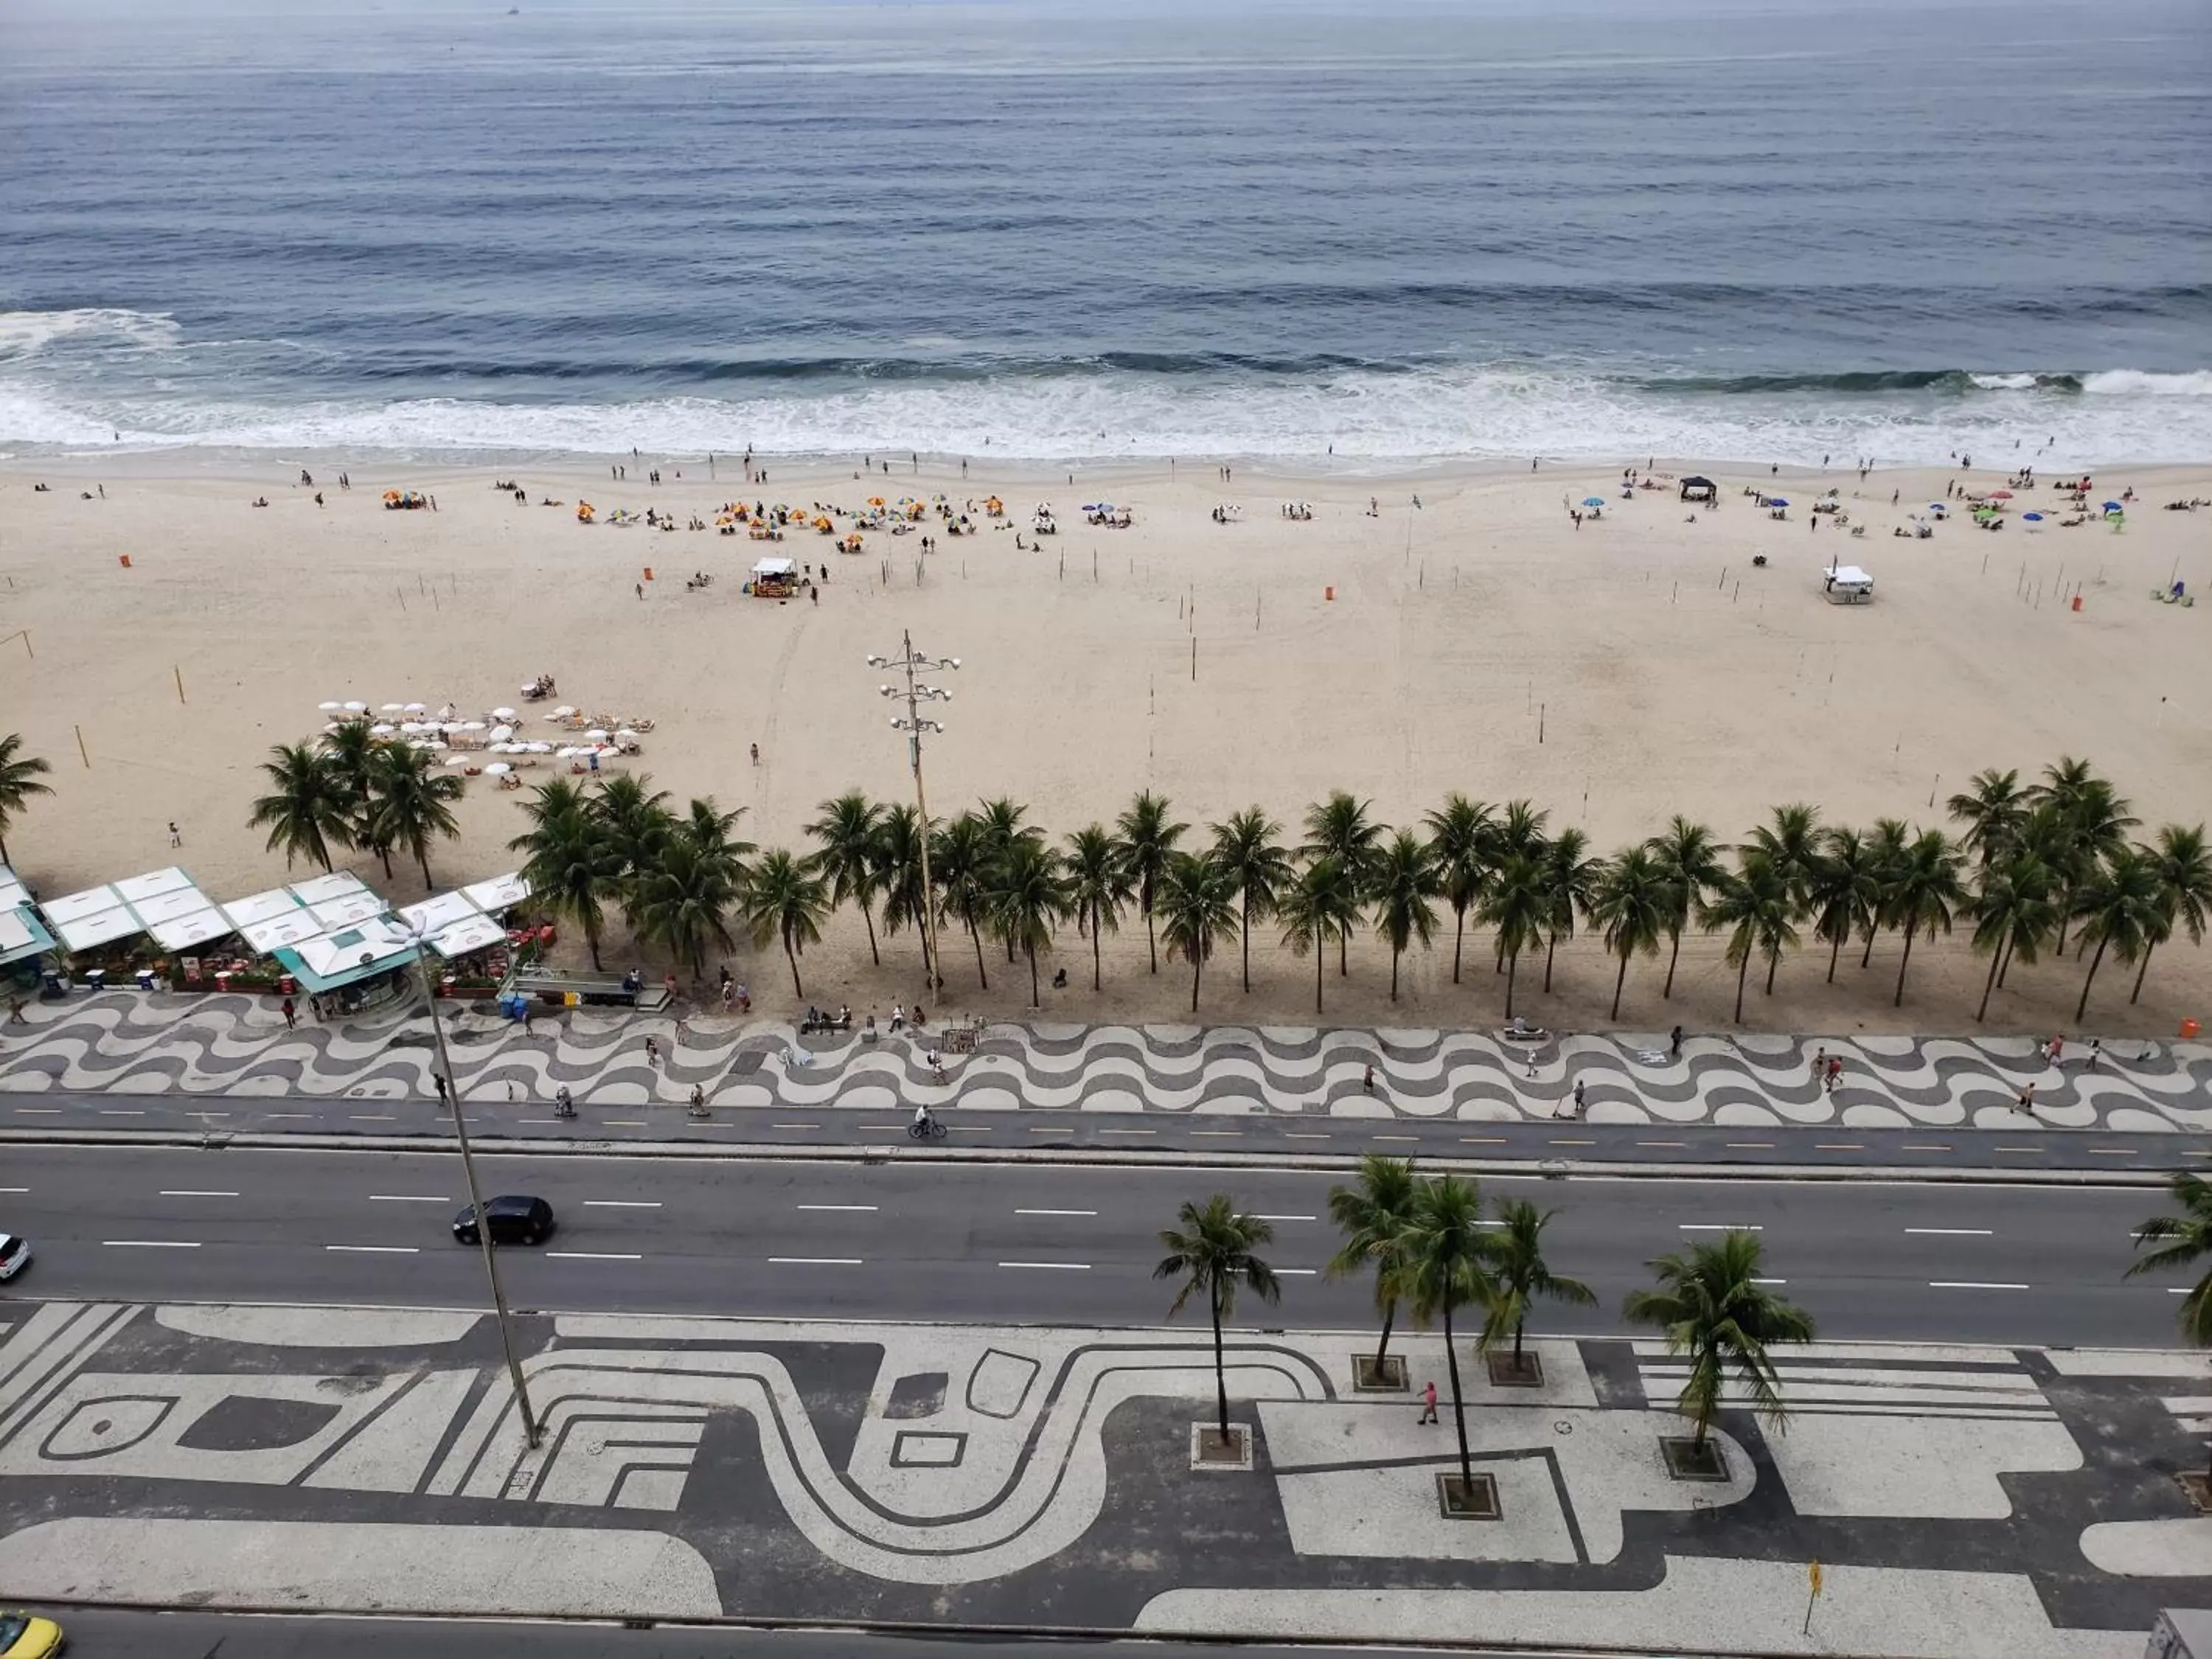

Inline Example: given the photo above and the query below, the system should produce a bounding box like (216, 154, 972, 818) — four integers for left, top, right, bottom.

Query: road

(9, 1086, 2211, 1173)
(0, 1143, 2190, 1346)
(42, 1611, 1555, 1659)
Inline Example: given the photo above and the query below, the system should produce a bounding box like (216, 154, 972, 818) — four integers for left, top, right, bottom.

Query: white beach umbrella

(552, 705, 576, 717)
(445, 754, 471, 767)
(460, 720, 487, 731)
(615, 727, 638, 740)
(556, 746, 579, 758)
(490, 724, 515, 742)
(380, 703, 403, 713)
(492, 706, 518, 721)
(369, 723, 396, 736)
(318, 701, 341, 712)
(398, 721, 422, 734)
(585, 728, 608, 742)
(344, 700, 368, 713)
(484, 762, 513, 776)
(403, 702, 426, 713)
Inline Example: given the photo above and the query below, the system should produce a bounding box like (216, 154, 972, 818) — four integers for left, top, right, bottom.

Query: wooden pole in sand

(1191, 636, 1197, 682)
(174, 666, 185, 705)
(1539, 704, 1545, 745)
(74, 725, 89, 768)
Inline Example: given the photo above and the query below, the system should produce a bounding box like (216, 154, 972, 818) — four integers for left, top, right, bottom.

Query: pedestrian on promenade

(1572, 1078, 1587, 1118)
(433, 1074, 449, 1105)
(6, 996, 24, 1024)
(280, 996, 296, 1030)
(2048, 1034, 2065, 1065)
(644, 1034, 661, 1066)
(1812, 1045, 1826, 1079)
(2085, 1040, 2102, 1070)
(2016, 1081, 2037, 1115)
(891, 1004, 905, 1032)
(1669, 1024, 1683, 1059)
(1419, 1380, 1439, 1425)
(1826, 1056, 1843, 1093)
(1363, 1063, 1376, 1093)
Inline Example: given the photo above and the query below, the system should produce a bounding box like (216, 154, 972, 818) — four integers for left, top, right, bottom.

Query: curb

(0, 1125, 2174, 1185)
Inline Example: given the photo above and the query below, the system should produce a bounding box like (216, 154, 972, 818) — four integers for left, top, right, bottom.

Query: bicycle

(907, 1114, 948, 1141)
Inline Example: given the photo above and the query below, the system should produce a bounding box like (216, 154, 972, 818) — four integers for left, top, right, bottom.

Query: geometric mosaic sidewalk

(0, 1298, 2204, 1654)
(2, 990, 2208, 1134)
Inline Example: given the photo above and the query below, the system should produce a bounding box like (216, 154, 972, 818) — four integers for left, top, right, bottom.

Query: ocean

(1, 0, 2208, 467)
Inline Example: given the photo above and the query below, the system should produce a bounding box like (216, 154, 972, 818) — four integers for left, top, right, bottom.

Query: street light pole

(400, 935, 541, 1447)
(867, 629, 958, 995)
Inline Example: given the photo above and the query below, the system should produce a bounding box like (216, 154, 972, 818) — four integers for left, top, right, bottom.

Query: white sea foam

(2080, 369, 2212, 397)
(0, 307, 183, 361)
(1968, 372, 2039, 390)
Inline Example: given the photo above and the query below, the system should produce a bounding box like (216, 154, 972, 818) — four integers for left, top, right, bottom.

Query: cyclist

(911, 1100, 936, 1137)
(554, 1085, 575, 1119)
(687, 1083, 707, 1117)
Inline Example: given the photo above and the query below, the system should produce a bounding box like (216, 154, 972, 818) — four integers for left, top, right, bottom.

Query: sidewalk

(2, 992, 2207, 1133)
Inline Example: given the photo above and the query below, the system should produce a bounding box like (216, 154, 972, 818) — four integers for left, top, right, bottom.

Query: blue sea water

(1, 0, 2208, 466)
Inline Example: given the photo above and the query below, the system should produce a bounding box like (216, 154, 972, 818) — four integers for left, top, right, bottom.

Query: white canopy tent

(220, 872, 387, 958)
(1823, 563, 1875, 604)
(0, 864, 55, 967)
(40, 867, 227, 954)
(397, 872, 532, 961)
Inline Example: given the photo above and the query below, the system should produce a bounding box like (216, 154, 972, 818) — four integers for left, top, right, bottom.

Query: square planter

(1352, 1353, 1409, 1393)
(1189, 1423, 1253, 1471)
(1661, 1436, 1731, 1482)
(2180, 1471, 2211, 1514)
(1435, 1471, 1501, 1520)
(1485, 1351, 1544, 1388)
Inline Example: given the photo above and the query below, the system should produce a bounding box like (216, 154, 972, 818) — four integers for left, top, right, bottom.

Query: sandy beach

(1, 450, 2208, 1039)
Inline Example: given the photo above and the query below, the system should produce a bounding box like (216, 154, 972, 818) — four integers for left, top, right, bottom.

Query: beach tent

(749, 556, 800, 597)
(0, 864, 56, 969)
(274, 917, 419, 993)
(220, 871, 385, 956)
(39, 866, 229, 954)
(396, 871, 532, 961)
(1680, 476, 1717, 502)
(1822, 564, 1874, 604)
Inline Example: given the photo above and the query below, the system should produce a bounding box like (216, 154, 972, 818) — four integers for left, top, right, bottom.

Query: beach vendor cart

(1822, 563, 1874, 605)
(748, 556, 800, 598)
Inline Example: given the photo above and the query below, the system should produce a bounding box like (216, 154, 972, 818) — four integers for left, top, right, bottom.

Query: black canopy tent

(1680, 475, 1717, 502)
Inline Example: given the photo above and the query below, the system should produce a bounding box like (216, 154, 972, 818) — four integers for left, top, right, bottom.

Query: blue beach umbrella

(2023, 512, 2045, 521)
(1582, 496, 1605, 507)
(2103, 501, 2123, 511)
(1767, 497, 1790, 507)
(1929, 504, 1946, 511)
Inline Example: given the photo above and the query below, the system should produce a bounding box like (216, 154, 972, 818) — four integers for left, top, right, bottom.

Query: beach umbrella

(490, 725, 515, 742)
(615, 727, 638, 740)
(380, 703, 403, 713)
(2023, 512, 2045, 521)
(344, 700, 367, 713)
(553, 704, 576, 717)
(444, 754, 470, 767)
(524, 741, 552, 754)
(556, 746, 580, 759)
(460, 720, 486, 731)
(1582, 496, 1605, 507)
(369, 723, 396, 737)
(1929, 504, 1947, 512)
(585, 728, 608, 742)
(1988, 489, 2013, 499)
(484, 762, 512, 776)
(492, 706, 518, 721)
(404, 702, 426, 713)
(318, 701, 341, 712)
(1768, 498, 1791, 507)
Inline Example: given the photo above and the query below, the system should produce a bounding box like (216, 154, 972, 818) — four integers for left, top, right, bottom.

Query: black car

(452, 1195, 556, 1247)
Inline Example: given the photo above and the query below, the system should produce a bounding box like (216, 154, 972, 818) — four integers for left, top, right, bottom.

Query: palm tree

(1882, 828, 1966, 1007)
(1480, 1199, 1596, 1372)
(1947, 767, 2029, 867)
(2031, 759, 2136, 953)
(1115, 790, 1187, 975)
(1646, 816, 1726, 1000)
(976, 796, 1043, 961)
(1489, 800, 1551, 975)
(1063, 824, 1130, 993)
(508, 795, 622, 970)
(743, 847, 832, 998)
(676, 796, 754, 874)
(1302, 792, 1386, 976)
(2134, 824, 2212, 1003)
(1857, 818, 1911, 968)
(1805, 827, 1882, 984)
(248, 742, 350, 873)
(628, 832, 742, 979)
(0, 733, 54, 866)
(318, 719, 388, 870)
(2071, 848, 2163, 1021)
(1424, 794, 1497, 985)
(805, 791, 886, 965)
(1210, 808, 1293, 994)
(1276, 856, 1360, 1017)
(989, 835, 1068, 1008)
(1589, 846, 1669, 1020)
(1706, 850, 1798, 1023)
(874, 802, 936, 982)
(1395, 1173, 1495, 1496)
(1747, 802, 1824, 905)
(1155, 852, 1241, 1015)
(1536, 827, 1600, 995)
(1481, 853, 1549, 1020)
(1966, 853, 2059, 1023)
(1155, 1196, 1280, 1448)
(2125, 1173, 2212, 1352)
(1624, 1230, 1815, 1455)
(1325, 1153, 1420, 1378)
(1370, 830, 1441, 1001)
(932, 811, 999, 990)
(592, 772, 675, 881)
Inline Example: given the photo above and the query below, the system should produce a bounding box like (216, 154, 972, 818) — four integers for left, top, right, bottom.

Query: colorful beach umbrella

(1582, 496, 1605, 507)
(1768, 498, 1790, 507)
(2023, 512, 2045, 521)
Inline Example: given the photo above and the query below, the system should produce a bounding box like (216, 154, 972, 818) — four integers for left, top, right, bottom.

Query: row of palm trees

(248, 729, 467, 888)
(1163, 1160, 2212, 1487)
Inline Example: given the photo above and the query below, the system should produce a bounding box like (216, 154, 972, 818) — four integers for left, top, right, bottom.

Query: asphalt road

(0, 1143, 2190, 1347)
(9, 1086, 2210, 1173)
(40, 1611, 1557, 1659)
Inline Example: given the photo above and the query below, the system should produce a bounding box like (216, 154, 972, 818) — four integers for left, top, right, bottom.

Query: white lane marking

(265, 1113, 312, 1120)
(1015, 1208, 1097, 1217)
(1256, 1214, 1316, 1222)
(602, 1119, 647, 1127)
(1679, 1224, 1762, 1231)
(548, 1251, 644, 1261)
(1751, 1277, 1789, 1285)
(1724, 1141, 1774, 1150)
(583, 1200, 663, 1208)
(2171, 1287, 2191, 1295)
(369, 1194, 450, 1204)
(103, 1239, 200, 1248)
(1276, 1267, 1319, 1276)
(796, 1204, 878, 1212)
(0, 1187, 27, 1193)
(1286, 1133, 1332, 1140)
(998, 1260, 1090, 1271)
(1373, 1135, 1419, 1142)
(13, 1108, 60, 1114)
(1098, 1127, 1155, 1135)
(159, 1190, 240, 1198)
(100, 1109, 147, 1116)
(518, 1118, 560, 1124)
(769, 1256, 863, 1266)
(1191, 1130, 1243, 1137)
(1930, 1280, 2031, 1291)
(349, 1114, 397, 1122)
(772, 1122, 820, 1130)
(326, 1245, 420, 1255)
(1907, 1228, 1994, 1236)
(1026, 1126, 1075, 1134)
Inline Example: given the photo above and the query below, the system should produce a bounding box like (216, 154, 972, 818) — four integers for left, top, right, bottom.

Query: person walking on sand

(751, 742, 761, 767)
(1418, 1380, 1439, 1425)
(168, 821, 181, 847)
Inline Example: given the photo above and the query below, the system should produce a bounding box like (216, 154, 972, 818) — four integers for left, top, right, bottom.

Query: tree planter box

(1486, 1352, 1544, 1388)
(1351, 1354, 1408, 1392)
(1436, 1472, 1501, 1519)
(2181, 1471, 2211, 1514)
(1189, 1423, 1253, 1471)
(1661, 1436, 1731, 1481)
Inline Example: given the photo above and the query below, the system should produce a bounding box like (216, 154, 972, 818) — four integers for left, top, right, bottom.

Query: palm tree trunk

(1662, 925, 1682, 998)
(1452, 904, 1466, 984)
(1241, 893, 1253, 993)
(1442, 1301, 1472, 1489)
(1313, 936, 1324, 1016)
(1997, 933, 2016, 989)
(1027, 942, 1040, 1010)
(1390, 945, 1401, 1001)
(2131, 942, 2155, 1004)
(1374, 1297, 1396, 1366)
(862, 902, 880, 966)
(1977, 942, 2002, 1022)
(1091, 905, 1103, 992)
(0, 833, 8, 865)
(1543, 934, 1557, 993)
(1504, 950, 1518, 1020)
(1764, 947, 1779, 995)
(1146, 902, 1158, 974)
(1826, 929, 1842, 983)
(417, 850, 434, 891)
(1893, 923, 1916, 1007)
(1860, 922, 1877, 970)
(1339, 927, 1348, 978)
(1190, 947, 1202, 1014)
(1732, 950, 1750, 1023)
(1514, 1314, 1527, 1366)
(2053, 896, 2071, 958)
(380, 846, 395, 880)
(1210, 1281, 1230, 1445)
(2075, 935, 2107, 1022)
(585, 919, 604, 973)
(1610, 950, 1629, 1020)
(968, 915, 990, 991)
(785, 933, 803, 998)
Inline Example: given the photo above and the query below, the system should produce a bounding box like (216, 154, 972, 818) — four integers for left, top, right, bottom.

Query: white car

(0, 1236, 29, 1281)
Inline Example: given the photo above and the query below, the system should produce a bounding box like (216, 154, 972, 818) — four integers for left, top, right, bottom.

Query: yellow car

(0, 1612, 62, 1658)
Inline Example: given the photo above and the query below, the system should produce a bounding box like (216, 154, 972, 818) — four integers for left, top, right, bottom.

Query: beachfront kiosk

(748, 556, 799, 599)
(1823, 563, 1874, 605)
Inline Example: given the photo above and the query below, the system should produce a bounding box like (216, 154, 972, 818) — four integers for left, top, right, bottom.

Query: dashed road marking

(1016, 1208, 1097, 1217)
(998, 1260, 1090, 1271)
(159, 1190, 239, 1198)
(549, 1251, 644, 1261)
(584, 1200, 663, 1208)
(1930, 1280, 2030, 1291)
(1907, 1228, 1993, 1237)
(326, 1245, 419, 1255)
(769, 1256, 863, 1266)
(103, 1239, 200, 1248)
